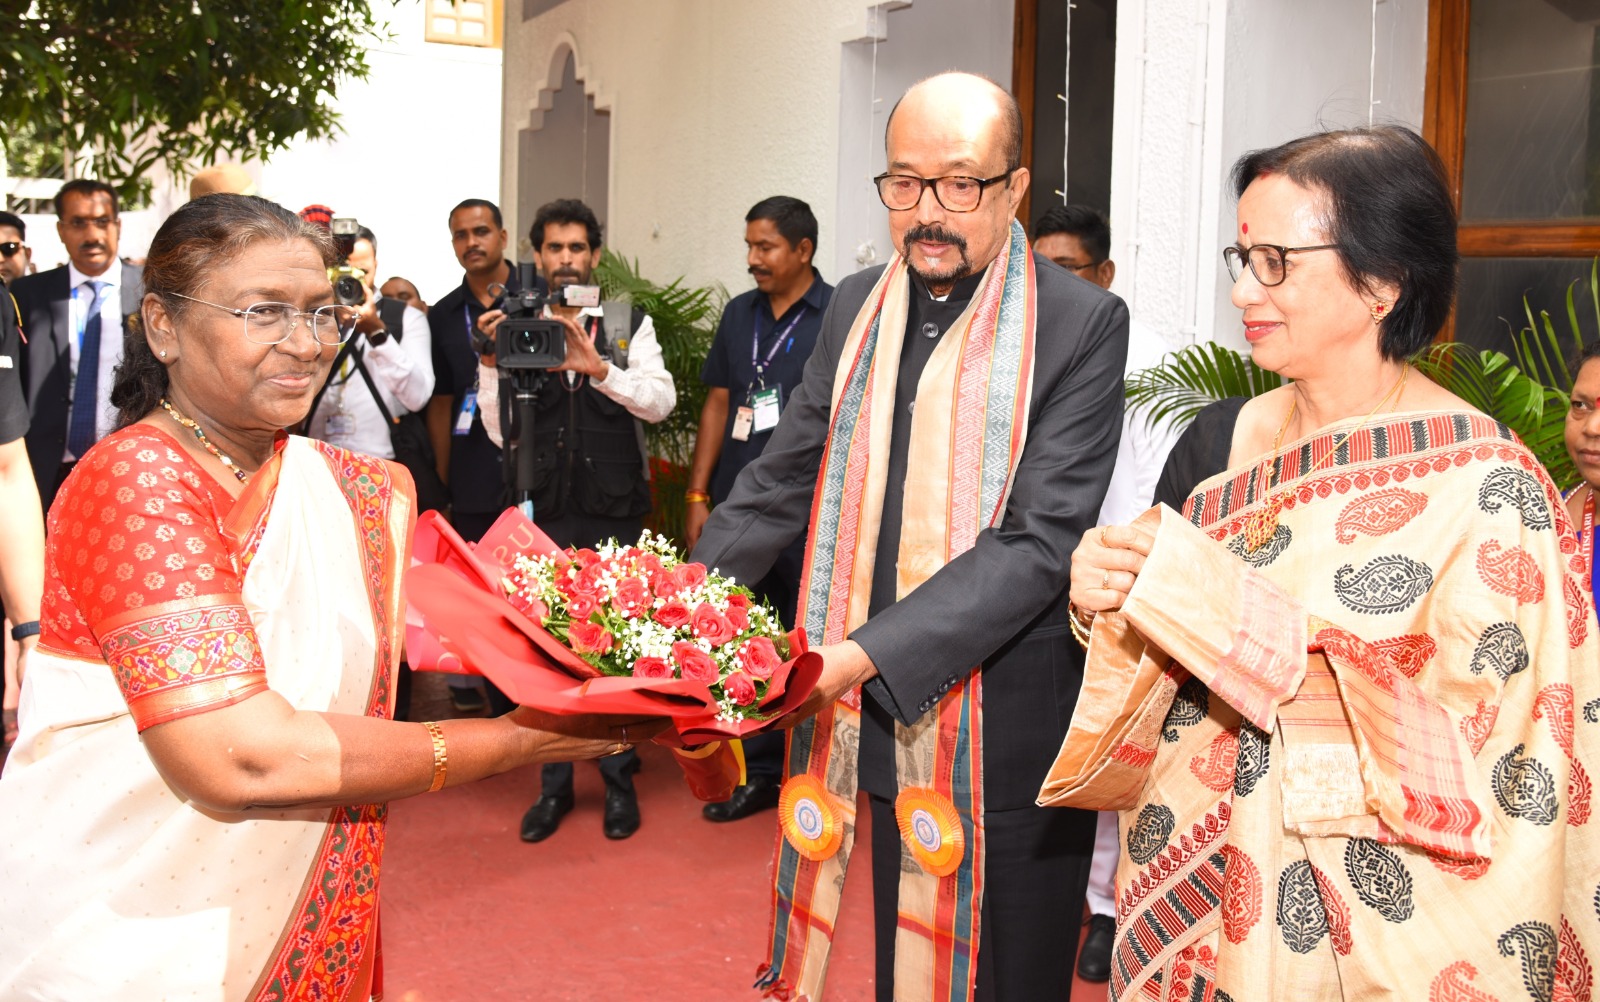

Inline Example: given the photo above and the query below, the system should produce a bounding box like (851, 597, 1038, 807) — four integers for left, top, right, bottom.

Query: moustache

(748, 266, 772, 278)
(79, 242, 107, 252)
(551, 270, 584, 281)
(903, 224, 968, 252)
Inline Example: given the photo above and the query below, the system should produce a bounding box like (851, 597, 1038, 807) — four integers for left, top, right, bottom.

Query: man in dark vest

(477, 198, 675, 842)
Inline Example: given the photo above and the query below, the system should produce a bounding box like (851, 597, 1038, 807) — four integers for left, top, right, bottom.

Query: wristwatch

(10, 620, 40, 641)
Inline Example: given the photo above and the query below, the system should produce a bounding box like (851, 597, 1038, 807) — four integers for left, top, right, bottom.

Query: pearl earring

(160, 350, 168, 358)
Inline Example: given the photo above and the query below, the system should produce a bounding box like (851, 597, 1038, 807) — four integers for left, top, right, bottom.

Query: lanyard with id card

(455, 300, 481, 435)
(732, 305, 805, 442)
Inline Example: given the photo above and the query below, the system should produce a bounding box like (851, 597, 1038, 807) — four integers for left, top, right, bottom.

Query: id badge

(454, 389, 478, 436)
(750, 386, 782, 434)
(323, 412, 355, 440)
(731, 406, 755, 442)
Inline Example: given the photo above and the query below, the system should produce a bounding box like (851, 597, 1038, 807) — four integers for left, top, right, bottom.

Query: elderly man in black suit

(694, 72, 1127, 1002)
(11, 179, 145, 511)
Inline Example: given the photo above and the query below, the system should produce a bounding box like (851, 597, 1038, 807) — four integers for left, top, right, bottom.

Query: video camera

(478, 262, 601, 370)
(328, 217, 366, 307)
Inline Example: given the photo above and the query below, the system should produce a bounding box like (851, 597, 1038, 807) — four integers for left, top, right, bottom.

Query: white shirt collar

(68, 260, 119, 292)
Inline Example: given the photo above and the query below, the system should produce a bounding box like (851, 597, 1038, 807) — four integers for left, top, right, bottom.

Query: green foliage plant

(1, 1, 382, 203)
(593, 249, 725, 543)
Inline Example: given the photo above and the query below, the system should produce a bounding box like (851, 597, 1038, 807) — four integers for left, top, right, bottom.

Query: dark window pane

(1461, 0, 1600, 223)
(1455, 256, 1599, 360)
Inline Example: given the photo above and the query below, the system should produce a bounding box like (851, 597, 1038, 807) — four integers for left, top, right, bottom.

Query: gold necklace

(160, 398, 250, 483)
(1241, 366, 1409, 552)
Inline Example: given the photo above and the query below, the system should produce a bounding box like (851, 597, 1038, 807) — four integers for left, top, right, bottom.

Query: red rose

(637, 553, 664, 579)
(675, 562, 708, 592)
(691, 603, 736, 646)
(631, 656, 672, 679)
(566, 592, 600, 622)
(721, 670, 758, 706)
(672, 641, 718, 685)
(653, 572, 680, 598)
(576, 563, 606, 594)
(568, 621, 614, 655)
(736, 636, 782, 680)
(726, 592, 750, 610)
(572, 547, 600, 566)
(614, 577, 650, 618)
(655, 599, 691, 629)
(725, 602, 750, 633)
(515, 596, 550, 622)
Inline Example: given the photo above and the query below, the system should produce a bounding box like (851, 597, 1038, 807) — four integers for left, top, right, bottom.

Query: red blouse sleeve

(41, 428, 270, 731)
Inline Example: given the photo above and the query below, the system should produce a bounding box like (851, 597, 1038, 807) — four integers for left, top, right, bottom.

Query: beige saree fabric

(1040, 410, 1599, 1001)
(0, 437, 408, 1001)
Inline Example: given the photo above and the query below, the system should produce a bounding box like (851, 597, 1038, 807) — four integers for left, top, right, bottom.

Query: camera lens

(334, 275, 364, 306)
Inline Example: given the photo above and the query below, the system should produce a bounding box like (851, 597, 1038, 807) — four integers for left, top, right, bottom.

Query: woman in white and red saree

(1565, 341, 1600, 621)
(1043, 127, 1600, 1000)
(0, 195, 654, 1002)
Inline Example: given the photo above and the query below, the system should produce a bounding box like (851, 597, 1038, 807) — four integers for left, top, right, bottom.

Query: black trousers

(869, 793, 1095, 1001)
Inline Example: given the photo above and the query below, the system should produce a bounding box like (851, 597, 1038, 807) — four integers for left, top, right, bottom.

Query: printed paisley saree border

(1184, 413, 1520, 530)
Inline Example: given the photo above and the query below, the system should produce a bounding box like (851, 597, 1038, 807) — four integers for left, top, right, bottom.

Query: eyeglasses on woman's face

(168, 293, 357, 346)
(1223, 243, 1339, 287)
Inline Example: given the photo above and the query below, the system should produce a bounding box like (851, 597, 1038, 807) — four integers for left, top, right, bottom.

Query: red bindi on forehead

(1241, 222, 1249, 235)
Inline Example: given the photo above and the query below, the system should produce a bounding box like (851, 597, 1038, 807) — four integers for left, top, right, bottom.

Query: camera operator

(305, 224, 435, 468)
(477, 198, 675, 844)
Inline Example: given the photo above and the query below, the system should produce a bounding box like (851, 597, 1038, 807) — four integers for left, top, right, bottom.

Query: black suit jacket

(11, 262, 144, 507)
(693, 254, 1129, 809)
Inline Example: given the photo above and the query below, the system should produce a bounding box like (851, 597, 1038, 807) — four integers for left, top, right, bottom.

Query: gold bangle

(424, 721, 449, 792)
(1067, 603, 1095, 651)
(684, 490, 711, 504)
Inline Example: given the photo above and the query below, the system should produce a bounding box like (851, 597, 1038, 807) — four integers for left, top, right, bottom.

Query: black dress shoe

(519, 792, 574, 843)
(602, 785, 640, 839)
(702, 775, 781, 822)
(1077, 913, 1115, 982)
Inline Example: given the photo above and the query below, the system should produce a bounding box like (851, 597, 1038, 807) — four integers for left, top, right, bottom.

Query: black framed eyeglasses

(0, 243, 21, 258)
(1223, 243, 1339, 287)
(873, 170, 1016, 213)
(168, 292, 357, 346)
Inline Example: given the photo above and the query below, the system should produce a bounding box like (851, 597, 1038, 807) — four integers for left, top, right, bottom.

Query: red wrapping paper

(405, 510, 821, 799)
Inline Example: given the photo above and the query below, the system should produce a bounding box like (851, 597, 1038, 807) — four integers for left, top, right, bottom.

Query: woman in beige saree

(0, 195, 658, 1001)
(1042, 127, 1600, 1000)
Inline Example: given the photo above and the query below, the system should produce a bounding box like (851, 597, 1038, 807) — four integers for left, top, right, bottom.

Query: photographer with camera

(476, 198, 675, 843)
(303, 220, 436, 486)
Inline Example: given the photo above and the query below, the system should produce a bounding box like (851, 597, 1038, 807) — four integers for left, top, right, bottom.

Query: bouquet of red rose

(406, 509, 821, 800)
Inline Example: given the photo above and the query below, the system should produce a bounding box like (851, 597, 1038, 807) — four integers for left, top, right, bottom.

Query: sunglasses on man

(0, 243, 22, 258)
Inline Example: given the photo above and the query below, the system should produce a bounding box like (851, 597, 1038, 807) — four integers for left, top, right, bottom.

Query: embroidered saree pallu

(756, 219, 1036, 1002)
(406, 508, 823, 801)
(1039, 412, 1600, 1001)
(0, 431, 411, 1002)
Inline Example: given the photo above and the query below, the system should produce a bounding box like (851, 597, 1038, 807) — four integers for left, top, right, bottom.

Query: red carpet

(380, 719, 1108, 999)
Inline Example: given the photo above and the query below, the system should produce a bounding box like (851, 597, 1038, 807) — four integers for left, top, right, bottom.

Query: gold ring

(1101, 569, 1111, 590)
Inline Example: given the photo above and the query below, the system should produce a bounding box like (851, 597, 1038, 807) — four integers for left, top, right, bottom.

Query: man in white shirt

(1033, 204, 1180, 984)
(11, 180, 144, 510)
(305, 225, 435, 462)
(476, 198, 675, 844)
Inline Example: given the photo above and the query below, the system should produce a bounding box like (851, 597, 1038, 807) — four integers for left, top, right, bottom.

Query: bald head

(880, 72, 1030, 295)
(886, 72, 1023, 172)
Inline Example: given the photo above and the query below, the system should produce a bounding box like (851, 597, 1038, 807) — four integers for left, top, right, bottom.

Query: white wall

(1108, 0, 1427, 351)
(831, 0, 1015, 281)
(500, 0, 1013, 298)
(17, 3, 503, 303)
